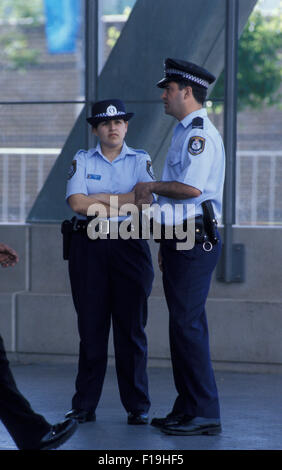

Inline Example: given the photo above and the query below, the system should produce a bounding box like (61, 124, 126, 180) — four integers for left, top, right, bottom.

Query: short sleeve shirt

(157, 108, 225, 224)
(66, 142, 155, 218)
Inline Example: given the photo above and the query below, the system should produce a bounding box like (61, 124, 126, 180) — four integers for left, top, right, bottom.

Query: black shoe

(151, 412, 185, 429)
(127, 412, 148, 425)
(162, 416, 222, 436)
(65, 408, 96, 423)
(37, 419, 77, 450)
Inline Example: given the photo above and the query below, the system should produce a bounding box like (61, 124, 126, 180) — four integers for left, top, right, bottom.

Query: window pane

(208, 0, 282, 226)
(0, 0, 84, 102)
(0, 0, 137, 223)
(0, 103, 79, 223)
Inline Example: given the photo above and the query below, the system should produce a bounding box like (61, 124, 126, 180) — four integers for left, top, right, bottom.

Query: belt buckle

(99, 219, 110, 235)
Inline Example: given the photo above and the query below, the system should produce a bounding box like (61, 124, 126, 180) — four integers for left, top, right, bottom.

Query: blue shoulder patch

(67, 160, 77, 180)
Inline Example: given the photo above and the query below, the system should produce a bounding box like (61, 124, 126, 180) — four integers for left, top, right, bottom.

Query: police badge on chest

(188, 136, 205, 156)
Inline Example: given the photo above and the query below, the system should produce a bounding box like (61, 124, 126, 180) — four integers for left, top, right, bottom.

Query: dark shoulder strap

(192, 117, 204, 129)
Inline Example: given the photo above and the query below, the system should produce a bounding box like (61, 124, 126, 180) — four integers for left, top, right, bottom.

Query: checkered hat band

(166, 68, 209, 88)
(95, 111, 126, 118)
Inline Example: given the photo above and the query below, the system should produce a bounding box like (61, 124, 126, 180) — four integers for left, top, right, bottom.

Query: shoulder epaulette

(76, 149, 87, 157)
(134, 148, 148, 155)
(192, 117, 204, 129)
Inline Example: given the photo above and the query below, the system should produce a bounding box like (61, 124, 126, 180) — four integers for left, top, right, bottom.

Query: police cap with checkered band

(157, 58, 216, 89)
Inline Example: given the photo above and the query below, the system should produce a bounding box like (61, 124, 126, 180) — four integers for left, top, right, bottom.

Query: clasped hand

(134, 182, 153, 208)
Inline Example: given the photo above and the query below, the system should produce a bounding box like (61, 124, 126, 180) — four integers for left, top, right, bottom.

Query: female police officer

(64, 99, 154, 425)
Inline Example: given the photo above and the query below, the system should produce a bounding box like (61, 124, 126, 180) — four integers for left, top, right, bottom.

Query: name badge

(87, 174, 101, 180)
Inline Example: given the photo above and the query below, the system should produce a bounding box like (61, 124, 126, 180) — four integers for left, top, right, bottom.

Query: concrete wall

(1, 224, 282, 373)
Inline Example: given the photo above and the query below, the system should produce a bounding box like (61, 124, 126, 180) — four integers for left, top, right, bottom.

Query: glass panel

(0, 103, 82, 148)
(208, 0, 282, 226)
(0, 0, 137, 223)
(236, 0, 282, 226)
(0, 103, 79, 223)
(0, 0, 84, 102)
(99, 0, 136, 72)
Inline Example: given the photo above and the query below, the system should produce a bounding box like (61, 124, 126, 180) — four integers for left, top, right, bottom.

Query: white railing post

(0, 148, 60, 224)
(268, 154, 276, 223)
(236, 150, 282, 226)
(2, 154, 9, 222)
(19, 154, 26, 223)
(251, 155, 258, 224)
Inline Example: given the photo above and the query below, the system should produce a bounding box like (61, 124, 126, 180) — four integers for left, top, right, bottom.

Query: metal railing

(236, 150, 282, 226)
(0, 148, 60, 223)
(0, 149, 282, 225)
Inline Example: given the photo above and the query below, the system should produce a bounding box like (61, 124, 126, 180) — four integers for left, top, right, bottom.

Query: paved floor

(0, 362, 281, 451)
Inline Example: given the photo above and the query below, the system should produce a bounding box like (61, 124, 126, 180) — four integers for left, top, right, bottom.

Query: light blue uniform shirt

(157, 108, 225, 225)
(66, 142, 155, 219)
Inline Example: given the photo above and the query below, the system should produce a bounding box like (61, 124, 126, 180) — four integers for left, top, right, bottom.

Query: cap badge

(106, 105, 117, 116)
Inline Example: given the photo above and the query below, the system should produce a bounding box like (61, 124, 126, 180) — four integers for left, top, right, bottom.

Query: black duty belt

(61, 201, 218, 260)
(63, 217, 135, 235)
(61, 217, 137, 260)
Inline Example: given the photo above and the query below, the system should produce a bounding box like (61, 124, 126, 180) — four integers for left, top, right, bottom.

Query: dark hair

(176, 79, 207, 105)
(92, 117, 127, 130)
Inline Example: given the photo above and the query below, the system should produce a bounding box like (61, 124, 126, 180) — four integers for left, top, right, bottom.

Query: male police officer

(135, 58, 225, 436)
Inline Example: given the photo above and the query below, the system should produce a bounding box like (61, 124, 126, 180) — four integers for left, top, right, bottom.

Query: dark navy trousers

(0, 335, 50, 449)
(160, 236, 221, 419)
(68, 233, 154, 414)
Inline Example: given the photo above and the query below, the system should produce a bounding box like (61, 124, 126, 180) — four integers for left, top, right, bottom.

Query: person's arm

(134, 180, 201, 206)
(133, 153, 156, 206)
(94, 192, 135, 208)
(68, 192, 140, 217)
(134, 130, 219, 206)
(68, 193, 112, 216)
(0, 243, 19, 268)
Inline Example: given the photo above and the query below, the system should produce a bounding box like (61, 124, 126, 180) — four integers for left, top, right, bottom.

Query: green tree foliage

(106, 26, 121, 49)
(211, 5, 282, 111)
(102, 0, 135, 15)
(0, 0, 43, 24)
(0, 33, 40, 69)
(106, 7, 132, 48)
(0, 0, 44, 70)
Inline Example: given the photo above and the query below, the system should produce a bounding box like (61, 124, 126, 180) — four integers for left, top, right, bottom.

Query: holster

(61, 218, 74, 260)
(151, 200, 218, 247)
(201, 200, 218, 245)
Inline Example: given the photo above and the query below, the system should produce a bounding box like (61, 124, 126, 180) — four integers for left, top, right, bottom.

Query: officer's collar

(180, 107, 207, 129)
(92, 142, 135, 161)
(119, 142, 136, 158)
